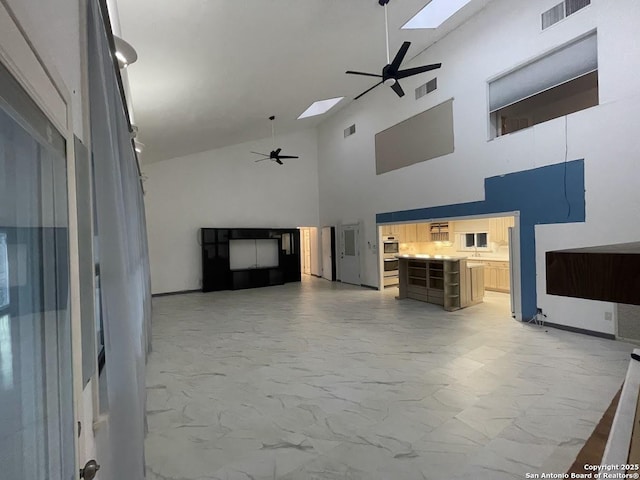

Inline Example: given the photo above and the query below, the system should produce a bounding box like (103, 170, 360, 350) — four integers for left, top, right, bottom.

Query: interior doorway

(298, 227, 319, 278)
(378, 214, 520, 319)
(301, 228, 311, 275)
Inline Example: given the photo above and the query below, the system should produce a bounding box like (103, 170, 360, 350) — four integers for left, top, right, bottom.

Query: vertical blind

(87, 1, 152, 479)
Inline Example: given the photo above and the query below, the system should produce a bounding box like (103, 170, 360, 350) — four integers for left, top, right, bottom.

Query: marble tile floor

(145, 277, 634, 480)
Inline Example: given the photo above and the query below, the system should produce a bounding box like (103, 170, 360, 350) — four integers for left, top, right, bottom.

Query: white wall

(4, 0, 84, 139)
(316, 0, 640, 334)
(143, 128, 320, 294)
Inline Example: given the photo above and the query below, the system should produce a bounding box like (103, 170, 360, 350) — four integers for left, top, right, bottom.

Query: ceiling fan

(251, 116, 300, 165)
(346, 0, 442, 100)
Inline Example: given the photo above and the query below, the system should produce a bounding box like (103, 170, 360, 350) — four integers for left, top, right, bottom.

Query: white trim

(0, 1, 68, 133)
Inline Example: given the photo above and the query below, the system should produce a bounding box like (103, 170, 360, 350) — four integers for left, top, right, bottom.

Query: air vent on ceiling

(415, 78, 437, 100)
(344, 124, 356, 138)
(542, 0, 590, 30)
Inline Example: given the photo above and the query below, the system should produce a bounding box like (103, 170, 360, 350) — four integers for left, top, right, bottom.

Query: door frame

(321, 226, 337, 281)
(0, 0, 94, 473)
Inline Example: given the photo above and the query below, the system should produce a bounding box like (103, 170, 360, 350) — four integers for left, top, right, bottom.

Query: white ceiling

(116, 0, 493, 163)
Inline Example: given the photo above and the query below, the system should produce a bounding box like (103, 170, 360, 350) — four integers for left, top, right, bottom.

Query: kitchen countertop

(397, 254, 509, 262)
(397, 254, 469, 261)
(465, 255, 509, 262)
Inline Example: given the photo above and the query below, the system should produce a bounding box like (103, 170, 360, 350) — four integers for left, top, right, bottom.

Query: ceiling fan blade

(354, 81, 384, 100)
(278, 155, 299, 159)
(254, 158, 270, 162)
(390, 81, 405, 98)
(396, 63, 442, 79)
(346, 70, 383, 78)
(389, 41, 411, 73)
(251, 151, 270, 157)
(276, 159, 283, 165)
(275, 148, 282, 155)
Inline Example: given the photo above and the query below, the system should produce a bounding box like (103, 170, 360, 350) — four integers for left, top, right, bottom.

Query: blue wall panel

(377, 160, 586, 319)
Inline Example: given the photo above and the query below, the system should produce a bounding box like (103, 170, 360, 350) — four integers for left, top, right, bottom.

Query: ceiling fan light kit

(346, 0, 442, 100)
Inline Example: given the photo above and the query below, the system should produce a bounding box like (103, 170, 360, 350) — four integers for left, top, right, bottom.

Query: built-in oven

(382, 236, 400, 287)
(383, 236, 399, 255)
(383, 258, 399, 273)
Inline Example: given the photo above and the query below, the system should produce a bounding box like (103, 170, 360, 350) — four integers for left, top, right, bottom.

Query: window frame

(487, 30, 598, 140)
(459, 232, 490, 251)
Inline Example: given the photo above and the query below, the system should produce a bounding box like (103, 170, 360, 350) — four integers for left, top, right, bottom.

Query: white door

(322, 227, 334, 281)
(340, 224, 360, 285)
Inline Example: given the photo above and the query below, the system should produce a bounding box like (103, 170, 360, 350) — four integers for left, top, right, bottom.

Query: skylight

(402, 0, 472, 29)
(297, 97, 344, 119)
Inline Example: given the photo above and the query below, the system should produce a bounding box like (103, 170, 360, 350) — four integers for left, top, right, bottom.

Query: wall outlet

(605, 311, 613, 321)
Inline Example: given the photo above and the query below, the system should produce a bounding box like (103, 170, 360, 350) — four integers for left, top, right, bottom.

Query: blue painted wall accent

(377, 160, 586, 319)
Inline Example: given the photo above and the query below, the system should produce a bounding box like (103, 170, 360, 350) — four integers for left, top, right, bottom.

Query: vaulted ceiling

(116, 0, 493, 163)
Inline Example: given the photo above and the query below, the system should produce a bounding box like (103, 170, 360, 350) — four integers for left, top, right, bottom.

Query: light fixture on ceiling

(402, 0, 472, 29)
(113, 35, 138, 68)
(134, 140, 145, 154)
(297, 97, 344, 119)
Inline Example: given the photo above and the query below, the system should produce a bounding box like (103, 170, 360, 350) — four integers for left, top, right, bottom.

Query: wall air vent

(542, 0, 590, 30)
(415, 78, 437, 100)
(344, 124, 356, 138)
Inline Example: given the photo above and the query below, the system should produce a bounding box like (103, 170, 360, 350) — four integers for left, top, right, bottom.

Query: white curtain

(87, 1, 151, 479)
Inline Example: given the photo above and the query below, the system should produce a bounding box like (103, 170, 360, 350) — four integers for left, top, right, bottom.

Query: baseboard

(152, 289, 201, 298)
(539, 320, 615, 340)
(311, 274, 322, 278)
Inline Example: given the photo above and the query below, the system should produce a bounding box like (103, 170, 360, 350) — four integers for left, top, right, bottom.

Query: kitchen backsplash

(399, 241, 510, 260)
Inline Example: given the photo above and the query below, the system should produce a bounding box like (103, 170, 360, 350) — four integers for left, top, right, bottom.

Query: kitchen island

(397, 255, 484, 311)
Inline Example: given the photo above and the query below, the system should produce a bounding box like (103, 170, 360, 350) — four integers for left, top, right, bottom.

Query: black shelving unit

(201, 228, 301, 292)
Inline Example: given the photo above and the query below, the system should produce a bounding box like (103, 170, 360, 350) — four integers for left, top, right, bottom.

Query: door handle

(80, 460, 101, 480)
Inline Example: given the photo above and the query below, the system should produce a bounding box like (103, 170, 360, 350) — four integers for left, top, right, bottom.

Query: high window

(489, 32, 598, 138)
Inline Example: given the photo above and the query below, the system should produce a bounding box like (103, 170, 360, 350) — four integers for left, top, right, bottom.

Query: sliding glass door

(0, 68, 74, 480)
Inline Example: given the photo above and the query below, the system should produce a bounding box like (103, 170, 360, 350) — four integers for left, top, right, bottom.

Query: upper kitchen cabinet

(381, 224, 406, 241)
(430, 222, 450, 242)
(489, 217, 515, 245)
(404, 224, 417, 243)
(416, 223, 430, 243)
